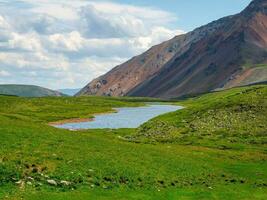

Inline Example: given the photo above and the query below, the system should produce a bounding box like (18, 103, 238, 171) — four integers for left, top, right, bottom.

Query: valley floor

(0, 86, 266, 200)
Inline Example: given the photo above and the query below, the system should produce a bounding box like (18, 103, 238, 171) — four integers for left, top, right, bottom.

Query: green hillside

(0, 85, 66, 97)
(0, 85, 266, 200)
(129, 85, 267, 149)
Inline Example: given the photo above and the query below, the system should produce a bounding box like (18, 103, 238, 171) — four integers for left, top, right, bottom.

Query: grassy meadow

(0, 85, 267, 199)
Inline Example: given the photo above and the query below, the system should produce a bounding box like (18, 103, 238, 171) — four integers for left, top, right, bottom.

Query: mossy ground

(0, 86, 266, 199)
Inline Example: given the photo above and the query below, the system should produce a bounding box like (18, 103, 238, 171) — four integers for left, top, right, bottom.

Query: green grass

(0, 86, 267, 199)
(0, 96, 150, 123)
(130, 85, 267, 150)
(244, 63, 267, 69)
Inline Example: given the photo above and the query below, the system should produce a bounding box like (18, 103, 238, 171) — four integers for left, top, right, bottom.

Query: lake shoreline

(48, 118, 94, 126)
(51, 104, 182, 130)
(48, 110, 118, 126)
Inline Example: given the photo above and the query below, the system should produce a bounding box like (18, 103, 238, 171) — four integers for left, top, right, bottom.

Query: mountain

(78, 0, 267, 98)
(76, 36, 181, 97)
(0, 84, 66, 97)
(58, 88, 81, 96)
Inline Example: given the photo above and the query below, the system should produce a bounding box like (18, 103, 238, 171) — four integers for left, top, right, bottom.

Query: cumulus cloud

(8, 32, 42, 52)
(48, 31, 83, 52)
(79, 5, 147, 38)
(0, 15, 9, 29)
(0, 0, 184, 89)
(15, 15, 62, 35)
(0, 70, 10, 77)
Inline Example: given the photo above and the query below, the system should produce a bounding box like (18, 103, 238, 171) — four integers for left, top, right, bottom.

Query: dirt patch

(48, 118, 94, 126)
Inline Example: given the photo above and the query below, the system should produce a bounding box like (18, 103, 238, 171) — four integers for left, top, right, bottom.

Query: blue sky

(0, 0, 252, 89)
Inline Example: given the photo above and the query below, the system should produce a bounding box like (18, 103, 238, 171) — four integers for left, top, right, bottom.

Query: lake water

(54, 104, 183, 130)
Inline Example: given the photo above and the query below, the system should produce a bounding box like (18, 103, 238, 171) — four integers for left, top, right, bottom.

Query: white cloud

(0, 0, 184, 89)
(88, 1, 177, 24)
(0, 15, 10, 29)
(79, 5, 148, 38)
(0, 70, 10, 77)
(48, 31, 83, 52)
(8, 32, 42, 51)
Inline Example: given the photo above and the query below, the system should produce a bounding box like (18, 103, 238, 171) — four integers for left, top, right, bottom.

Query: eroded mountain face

(78, 0, 267, 98)
(76, 29, 214, 97)
(76, 37, 182, 96)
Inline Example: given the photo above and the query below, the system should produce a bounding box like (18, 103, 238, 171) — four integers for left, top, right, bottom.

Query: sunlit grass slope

(131, 85, 267, 150)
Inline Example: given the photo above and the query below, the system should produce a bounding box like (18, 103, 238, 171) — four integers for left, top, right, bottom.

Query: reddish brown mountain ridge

(77, 0, 267, 98)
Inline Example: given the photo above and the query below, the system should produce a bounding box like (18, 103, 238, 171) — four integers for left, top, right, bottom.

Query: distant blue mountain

(58, 88, 81, 96)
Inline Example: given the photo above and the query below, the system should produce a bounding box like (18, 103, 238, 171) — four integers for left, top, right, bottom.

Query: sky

(0, 0, 251, 89)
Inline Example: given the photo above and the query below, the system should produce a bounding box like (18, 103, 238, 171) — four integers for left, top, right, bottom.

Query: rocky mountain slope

(0, 84, 66, 97)
(78, 0, 267, 98)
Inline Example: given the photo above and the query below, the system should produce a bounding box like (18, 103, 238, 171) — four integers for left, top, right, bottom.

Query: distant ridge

(78, 0, 267, 98)
(0, 84, 66, 97)
(58, 88, 81, 96)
